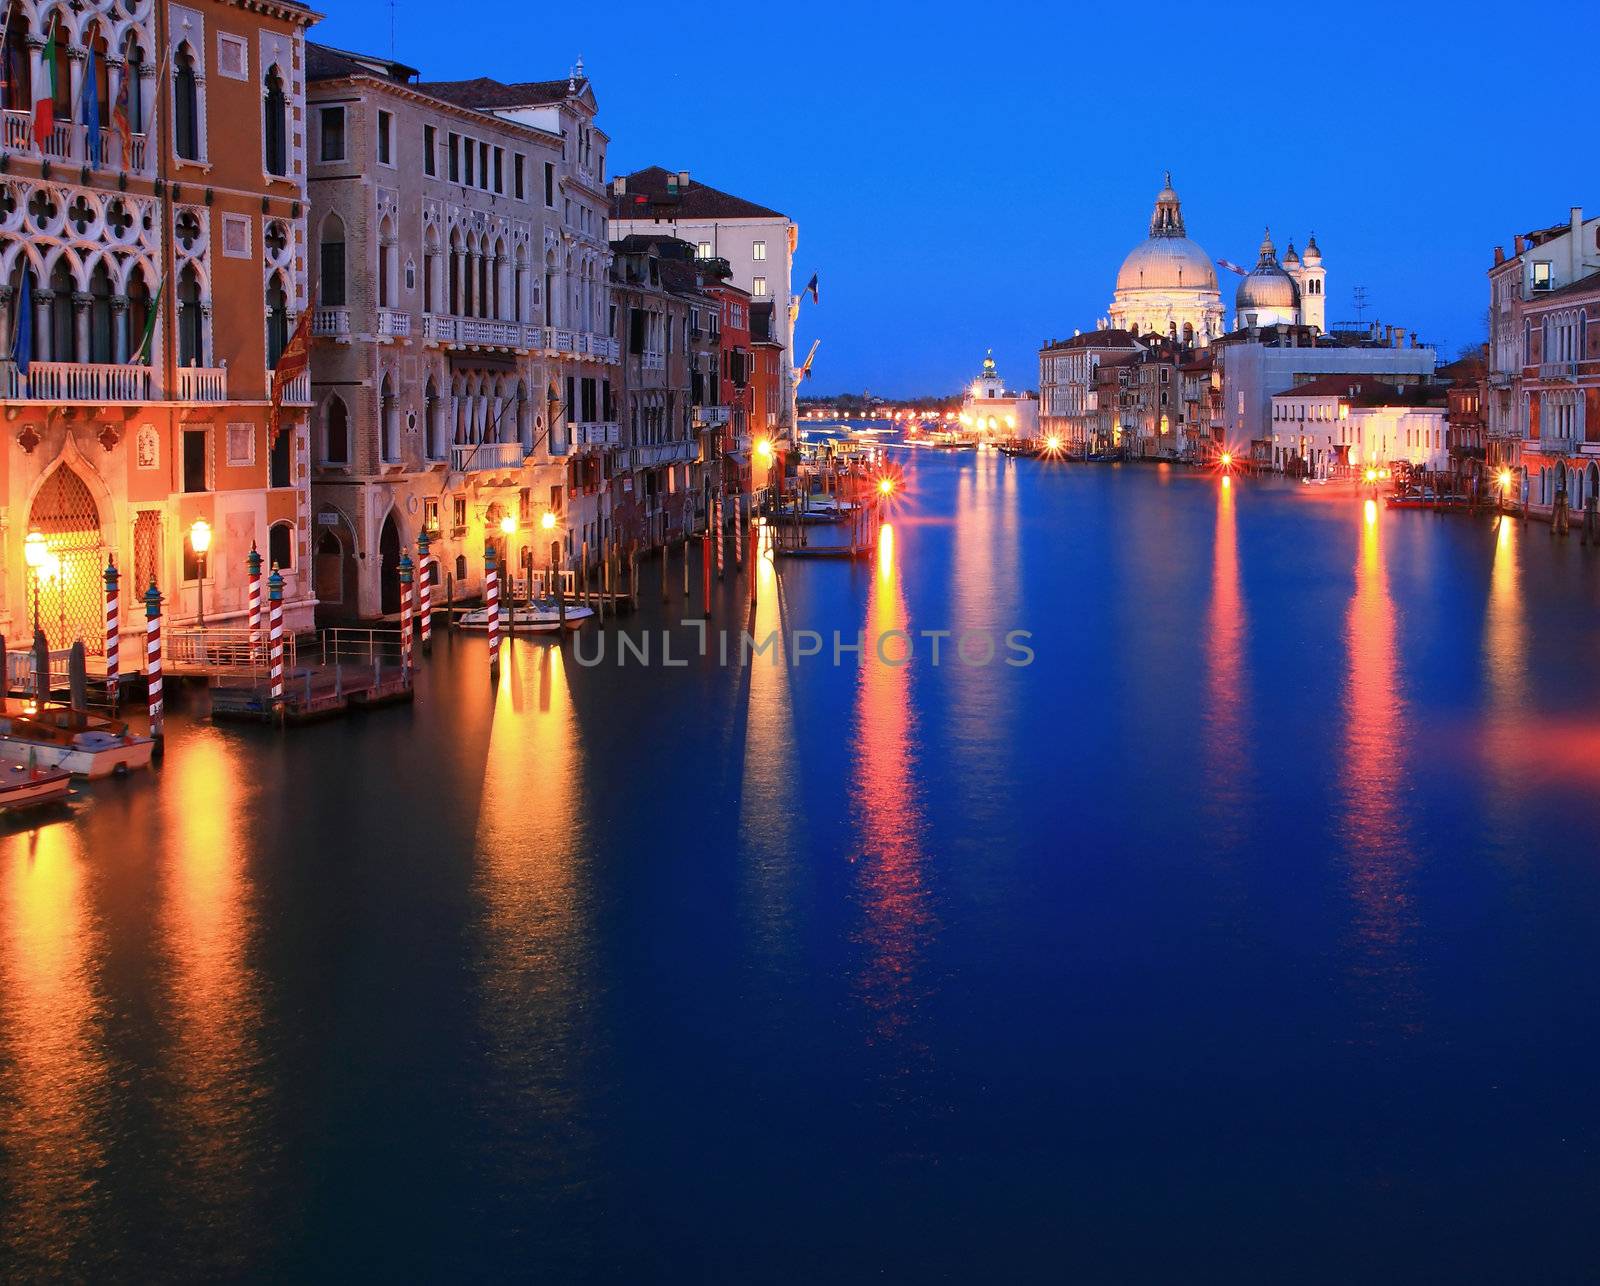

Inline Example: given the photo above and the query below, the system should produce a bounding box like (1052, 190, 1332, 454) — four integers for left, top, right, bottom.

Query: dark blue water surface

(4, 451, 1600, 1281)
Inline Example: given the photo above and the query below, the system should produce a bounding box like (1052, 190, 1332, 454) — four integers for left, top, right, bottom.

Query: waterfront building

(1437, 350, 1488, 492)
(1179, 351, 1223, 458)
(749, 301, 784, 451)
(1484, 207, 1600, 513)
(1107, 175, 1225, 346)
(305, 48, 619, 615)
(1039, 329, 1143, 452)
(1214, 323, 1437, 464)
(702, 272, 752, 494)
(1, 0, 319, 654)
(609, 168, 798, 440)
(608, 235, 698, 548)
(1269, 375, 1448, 476)
(960, 351, 1037, 440)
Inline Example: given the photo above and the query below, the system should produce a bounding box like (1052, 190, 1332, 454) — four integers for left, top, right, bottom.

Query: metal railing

(167, 627, 296, 670)
(450, 440, 526, 472)
(5, 648, 72, 694)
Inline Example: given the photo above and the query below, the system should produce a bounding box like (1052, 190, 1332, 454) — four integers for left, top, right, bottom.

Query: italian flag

(33, 30, 57, 146)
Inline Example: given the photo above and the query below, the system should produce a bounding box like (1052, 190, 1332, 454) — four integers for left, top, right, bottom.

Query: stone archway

(27, 464, 106, 653)
(378, 511, 402, 616)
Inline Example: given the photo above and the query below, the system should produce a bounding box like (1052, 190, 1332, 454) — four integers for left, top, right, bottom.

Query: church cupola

(1149, 172, 1187, 238)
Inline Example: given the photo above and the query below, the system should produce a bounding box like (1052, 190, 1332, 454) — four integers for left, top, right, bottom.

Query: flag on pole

(268, 299, 313, 446)
(112, 66, 132, 168)
(82, 45, 101, 168)
(13, 269, 31, 377)
(132, 278, 162, 365)
(33, 28, 57, 146)
(804, 273, 819, 305)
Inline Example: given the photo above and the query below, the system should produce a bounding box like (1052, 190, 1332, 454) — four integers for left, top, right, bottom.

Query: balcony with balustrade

(450, 439, 527, 473)
(313, 308, 351, 340)
(2, 359, 153, 403)
(1538, 360, 1579, 383)
(1, 111, 150, 174)
(377, 309, 411, 341)
(175, 365, 229, 402)
(574, 421, 620, 447)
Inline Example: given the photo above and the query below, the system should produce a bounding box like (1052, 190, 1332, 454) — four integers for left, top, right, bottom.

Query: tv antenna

(1351, 285, 1369, 325)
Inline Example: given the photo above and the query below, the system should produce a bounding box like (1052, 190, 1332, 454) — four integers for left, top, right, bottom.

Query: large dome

(1117, 236, 1219, 293)
(1115, 175, 1218, 293)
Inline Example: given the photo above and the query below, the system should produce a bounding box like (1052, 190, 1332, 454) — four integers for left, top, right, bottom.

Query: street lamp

(500, 514, 518, 536)
(23, 529, 46, 634)
(189, 518, 212, 626)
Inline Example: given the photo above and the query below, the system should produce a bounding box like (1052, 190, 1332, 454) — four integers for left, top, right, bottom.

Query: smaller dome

(1303, 233, 1322, 265)
(1235, 228, 1299, 314)
(1283, 241, 1300, 266)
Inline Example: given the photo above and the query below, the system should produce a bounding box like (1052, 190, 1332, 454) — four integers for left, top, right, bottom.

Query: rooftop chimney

(612, 177, 626, 196)
(1494, 246, 1505, 266)
(677, 170, 691, 189)
(1514, 234, 1526, 255)
(1571, 207, 1583, 281)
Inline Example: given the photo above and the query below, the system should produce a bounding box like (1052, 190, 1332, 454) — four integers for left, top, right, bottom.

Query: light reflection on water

(851, 522, 934, 1052)
(0, 824, 104, 1272)
(1204, 475, 1250, 843)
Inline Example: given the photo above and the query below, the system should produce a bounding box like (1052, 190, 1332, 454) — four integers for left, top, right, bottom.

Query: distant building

(1039, 330, 1142, 452)
(1269, 375, 1447, 476)
(1436, 351, 1488, 491)
(960, 351, 1038, 439)
(1234, 230, 1326, 332)
(749, 302, 784, 472)
(610, 169, 798, 439)
(1214, 323, 1437, 460)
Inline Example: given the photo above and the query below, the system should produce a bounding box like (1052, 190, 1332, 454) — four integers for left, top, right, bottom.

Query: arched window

(126, 267, 152, 363)
(265, 272, 288, 367)
(263, 68, 287, 176)
(2, 17, 31, 111)
(324, 394, 349, 464)
(174, 45, 199, 161)
(177, 264, 204, 366)
(320, 215, 346, 307)
(377, 219, 393, 309)
(269, 521, 293, 570)
(48, 256, 74, 361)
(122, 39, 146, 133)
(89, 260, 114, 363)
(380, 373, 397, 462)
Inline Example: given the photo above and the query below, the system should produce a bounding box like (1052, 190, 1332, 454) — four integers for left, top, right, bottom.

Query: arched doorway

(27, 466, 105, 652)
(379, 512, 401, 615)
(315, 528, 347, 606)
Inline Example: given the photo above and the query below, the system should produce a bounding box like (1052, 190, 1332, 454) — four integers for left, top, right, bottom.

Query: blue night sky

(314, 0, 1594, 398)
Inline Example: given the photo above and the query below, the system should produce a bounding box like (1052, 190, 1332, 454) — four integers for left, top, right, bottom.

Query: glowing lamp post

(23, 529, 46, 635)
(189, 518, 212, 627)
(1220, 451, 1233, 470)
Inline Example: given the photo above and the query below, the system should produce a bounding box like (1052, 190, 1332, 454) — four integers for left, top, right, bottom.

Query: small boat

(0, 755, 72, 811)
(0, 699, 155, 779)
(457, 600, 595, 633)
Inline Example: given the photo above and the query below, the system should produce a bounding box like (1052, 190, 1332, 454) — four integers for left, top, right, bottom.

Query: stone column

(33, 288, 53, 362)
(0, 286, 12, 359)
(139, 64, 156, 140)
(73, 291, 92, 363)
(65, 50, 86, 161)
(112, 296, 129, 363)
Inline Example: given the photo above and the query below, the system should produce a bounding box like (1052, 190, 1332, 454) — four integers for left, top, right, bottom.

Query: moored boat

(0, 759, 72, 811)
(0, 699, 155, 779)
(457, 601, 596, 633)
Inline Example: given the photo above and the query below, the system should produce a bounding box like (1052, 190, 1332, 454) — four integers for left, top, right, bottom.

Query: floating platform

(210, 662, 414, 725)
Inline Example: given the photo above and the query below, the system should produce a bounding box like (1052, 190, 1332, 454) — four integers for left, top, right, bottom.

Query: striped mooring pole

(485, 541, 500, 676)
(733, 493, 743, 568)
(398, 551, 414, 677)
(246, 541, 263, 658)
(267, 565, 285, 712)
(103, 554, 119, 711)
(143, 579, 163, 745)
(416, 529, 433, 650)
(714, 492, 724, 579)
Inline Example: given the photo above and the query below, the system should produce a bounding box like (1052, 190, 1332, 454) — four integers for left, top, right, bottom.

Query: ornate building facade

(305, 46, 620, 617)
(1, 0, 318, 654)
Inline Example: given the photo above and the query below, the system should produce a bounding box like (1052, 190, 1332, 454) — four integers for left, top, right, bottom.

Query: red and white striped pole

(398, 551, 414, 677)
(485, 541, 500, 677)
(103, 555, 119, 711)
(416, 529, 433, 651)
(246, 542, 263, 658)
(714, 491, 724, 579)
(267, 565, 285, 713)
(143, 579, 163, 746)
(733, 492, 743, 568)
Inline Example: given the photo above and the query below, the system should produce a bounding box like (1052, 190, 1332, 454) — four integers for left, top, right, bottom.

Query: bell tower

(1299, 234, 1326, 332)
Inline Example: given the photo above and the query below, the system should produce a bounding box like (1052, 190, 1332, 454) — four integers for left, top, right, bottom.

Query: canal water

(3, 451, 1599, 1280)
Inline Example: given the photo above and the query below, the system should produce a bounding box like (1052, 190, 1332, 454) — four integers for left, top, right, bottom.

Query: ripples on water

(3, 455, 1600, 1278)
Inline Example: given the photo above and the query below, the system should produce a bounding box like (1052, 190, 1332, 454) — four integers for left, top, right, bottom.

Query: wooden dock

(208, 627, 413, 725)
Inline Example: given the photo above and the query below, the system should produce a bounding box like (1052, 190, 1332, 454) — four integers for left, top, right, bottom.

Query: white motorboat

(457, 600, 595, 633)
(0, 699, 155, 779)
(0, 759, 72, 811)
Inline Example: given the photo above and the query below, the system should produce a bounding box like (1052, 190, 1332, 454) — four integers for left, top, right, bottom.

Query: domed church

(1107, 175, 1227, 346)
(1235, 229, 1327, 331)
